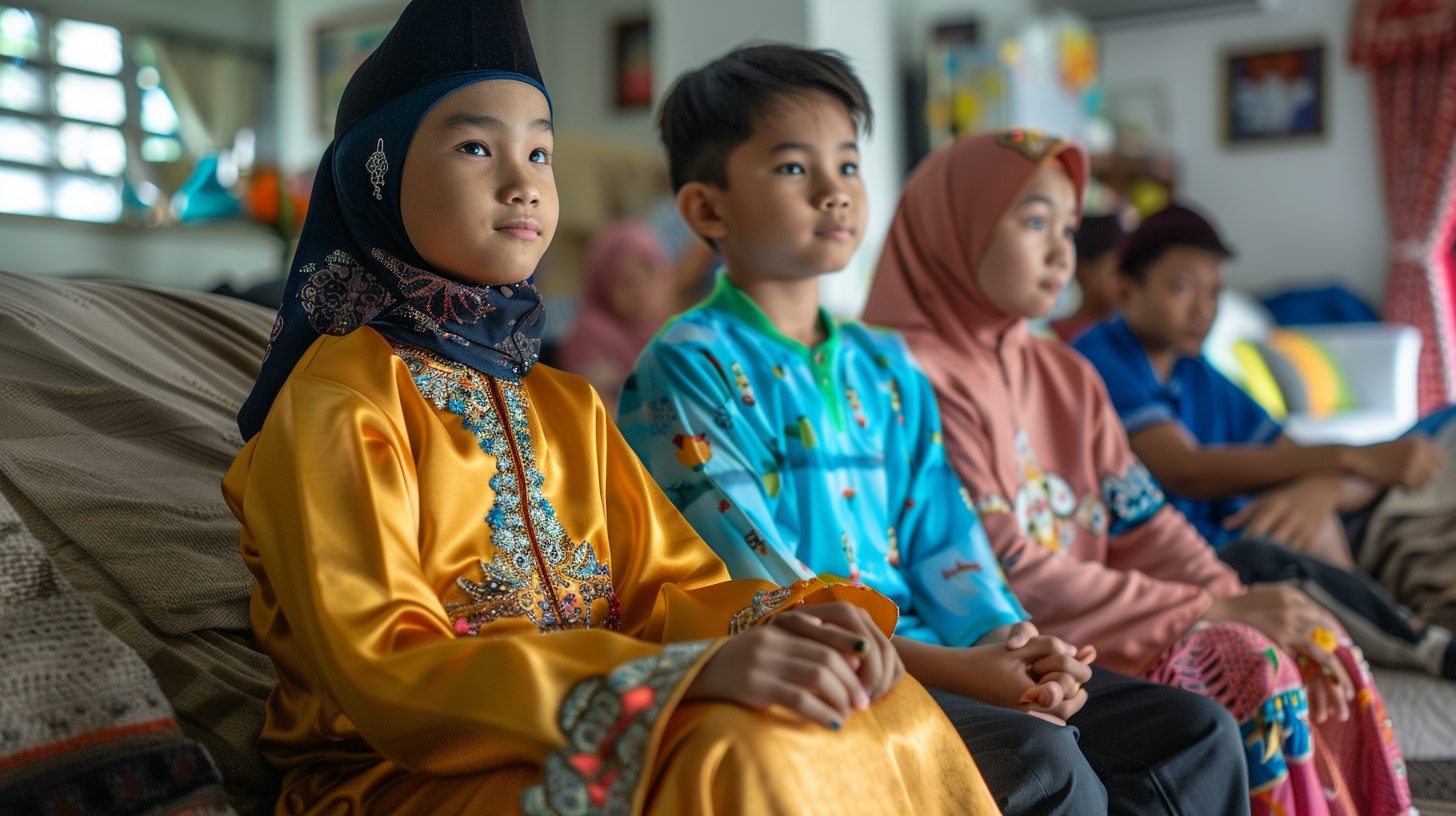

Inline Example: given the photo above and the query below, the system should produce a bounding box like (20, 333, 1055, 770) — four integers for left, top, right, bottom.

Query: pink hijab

(864, 131, 1240, 675)
(558, 219, 673, 411)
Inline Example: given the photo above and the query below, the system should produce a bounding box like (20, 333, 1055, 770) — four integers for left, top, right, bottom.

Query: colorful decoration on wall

(923, 14, 1102, 153)
(1225, 43, 1325, 143)
(1058, 24, 1097, 95)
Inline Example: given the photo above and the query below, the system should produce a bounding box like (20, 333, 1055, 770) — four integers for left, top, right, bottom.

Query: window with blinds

(0, 6, 183, 223)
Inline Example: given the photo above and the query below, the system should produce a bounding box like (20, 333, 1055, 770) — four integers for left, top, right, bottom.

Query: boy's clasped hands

(686, 604, 1095, 729)
(966, 622, 1097, 725)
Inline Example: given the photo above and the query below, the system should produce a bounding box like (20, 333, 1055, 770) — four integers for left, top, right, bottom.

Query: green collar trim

(704, 272, 847, 431)
(704, 273, 841, 361)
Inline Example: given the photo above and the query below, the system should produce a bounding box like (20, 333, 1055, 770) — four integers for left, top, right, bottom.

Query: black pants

(928, 667, 1249, 816)
(1221, 537, 1419, 640)
(1218, 537, 1454, 678)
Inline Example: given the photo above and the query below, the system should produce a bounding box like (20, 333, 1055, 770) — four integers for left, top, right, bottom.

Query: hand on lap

(1224, 475, 1353, 567)
(685, 620, 870, 730)
(683, 602, 903, 730)
(769, 603, 903, 701)
(1202, 583, 1354, 723)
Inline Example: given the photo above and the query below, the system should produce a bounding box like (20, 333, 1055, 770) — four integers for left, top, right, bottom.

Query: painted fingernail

(853, 640, 868, 654)
(829, 720, 841, 730)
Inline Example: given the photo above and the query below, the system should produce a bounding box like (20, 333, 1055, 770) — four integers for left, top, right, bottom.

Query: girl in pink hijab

(864, 130, 1410, 816)
(558, 219, 675, 411)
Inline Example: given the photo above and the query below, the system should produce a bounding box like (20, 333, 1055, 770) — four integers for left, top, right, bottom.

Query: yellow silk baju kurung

(222, 327, 997, 816)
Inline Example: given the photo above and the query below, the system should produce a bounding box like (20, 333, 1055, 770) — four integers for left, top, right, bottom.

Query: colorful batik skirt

(1146, 621, 1411, 816)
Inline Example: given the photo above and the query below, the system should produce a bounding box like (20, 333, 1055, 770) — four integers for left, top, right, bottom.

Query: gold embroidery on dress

(728, 587, 795, 635)
(394, 344, 620, 634)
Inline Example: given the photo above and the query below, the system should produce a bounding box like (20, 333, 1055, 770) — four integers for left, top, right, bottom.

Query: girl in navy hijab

(223, 1, 998, 813)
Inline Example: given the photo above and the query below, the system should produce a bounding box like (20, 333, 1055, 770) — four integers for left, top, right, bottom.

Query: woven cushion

(0, 489, 236, 815)
(0, 269, 281, 812)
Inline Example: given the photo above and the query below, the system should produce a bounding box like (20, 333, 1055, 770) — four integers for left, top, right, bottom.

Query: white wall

(0, 214, 284, 290)
(533, 0, 656, 151)
(1099, 0, 1389, 305)
(652, 0, 808, 92)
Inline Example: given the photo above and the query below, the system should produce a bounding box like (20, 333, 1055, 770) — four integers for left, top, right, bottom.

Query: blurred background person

(1052, 195, 1131, 343)
(558, 218, 675, 412)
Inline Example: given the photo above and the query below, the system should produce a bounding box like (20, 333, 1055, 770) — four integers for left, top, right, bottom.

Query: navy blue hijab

(238, 0, 551, 440)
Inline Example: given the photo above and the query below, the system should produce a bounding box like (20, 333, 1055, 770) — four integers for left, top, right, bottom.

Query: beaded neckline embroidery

(394, 344, 620, 633)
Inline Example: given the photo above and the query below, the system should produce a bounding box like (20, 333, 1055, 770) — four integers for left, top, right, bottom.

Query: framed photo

(1224, 42, 1324, 143)
(316, 4, 404, 134)
(614, 17, 652, 109)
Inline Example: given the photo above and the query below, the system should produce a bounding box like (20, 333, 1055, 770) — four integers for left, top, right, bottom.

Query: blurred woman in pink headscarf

(559, 219, 676, 412)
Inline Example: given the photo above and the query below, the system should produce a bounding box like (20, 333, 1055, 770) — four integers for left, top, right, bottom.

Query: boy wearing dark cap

(1074, 204, 1456, 680)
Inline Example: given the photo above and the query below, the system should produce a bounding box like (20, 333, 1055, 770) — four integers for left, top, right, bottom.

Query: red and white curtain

(1351, 0, 1456, 412)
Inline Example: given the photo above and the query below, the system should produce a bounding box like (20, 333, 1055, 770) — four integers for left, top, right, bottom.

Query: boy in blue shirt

(1075, 204, 1455, 680)
(619, 45, 1249, 816)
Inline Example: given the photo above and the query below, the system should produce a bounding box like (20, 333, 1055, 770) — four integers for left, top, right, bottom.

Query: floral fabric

(1148, 622, 1411, 816)
(618, 274, 1026, 648)
(397, 344, 620, 633)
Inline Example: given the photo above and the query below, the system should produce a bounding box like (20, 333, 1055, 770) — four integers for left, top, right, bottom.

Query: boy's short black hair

(1074, 214, 1126, 263)
(1119, 204, 1234, 282)
(658, 44, 872, 193)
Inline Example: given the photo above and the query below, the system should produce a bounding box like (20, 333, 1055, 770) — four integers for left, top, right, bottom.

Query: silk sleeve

(227, 369, 858, 804)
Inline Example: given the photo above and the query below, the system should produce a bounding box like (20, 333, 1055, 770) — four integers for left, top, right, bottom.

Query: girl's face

(975, 163, 1079, 319)
(400, 79, 558, 286)
(609, 253, 674, 325)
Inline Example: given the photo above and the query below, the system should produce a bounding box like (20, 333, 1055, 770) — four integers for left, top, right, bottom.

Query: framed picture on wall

(614, 17, 651, 109)
(316, 4, 405, 134)
(1224, 42, 1325, 143)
